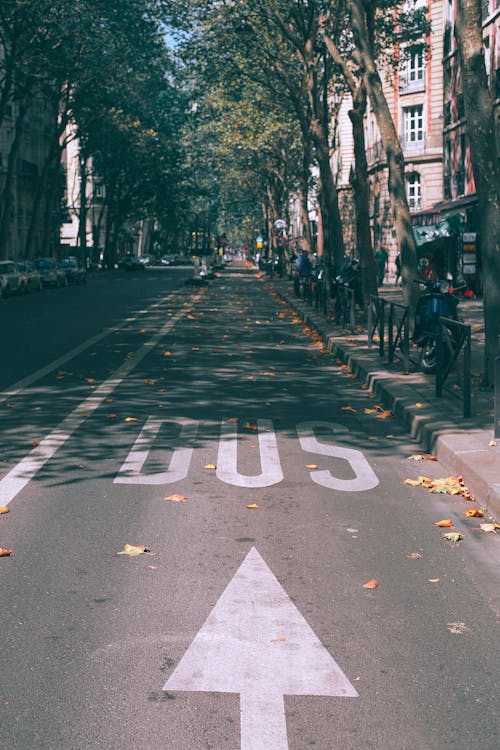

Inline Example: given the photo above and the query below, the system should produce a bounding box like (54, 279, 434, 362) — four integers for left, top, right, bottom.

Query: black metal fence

(368, 295, 472, 418)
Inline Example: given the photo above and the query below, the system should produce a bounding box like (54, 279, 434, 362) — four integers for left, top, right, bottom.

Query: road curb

(271, 282, 500, 518)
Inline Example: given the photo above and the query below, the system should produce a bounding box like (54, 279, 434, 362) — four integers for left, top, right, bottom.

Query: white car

(0, 260, 24, 297)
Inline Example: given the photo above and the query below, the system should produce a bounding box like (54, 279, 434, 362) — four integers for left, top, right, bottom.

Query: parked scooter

(413, 278, 464, 373)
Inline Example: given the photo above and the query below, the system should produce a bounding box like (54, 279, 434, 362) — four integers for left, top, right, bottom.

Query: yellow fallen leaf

(0, 506, 10, 514)
(124, 417, 137, 422)
(246, 503, 260, 509)
(465, 508, 484, 517)
(163, 351, 171, 357)
(204, 463, 217, 470)
(434, 519, 453, 527)
(139, 328, 147, 334)
(165, 494, 187, 503)
(0, 547, 13, 556)
(404, 478, 422, 486)
(428, 578, 440, 583)
(362, 579, 379, 589)
(364, 407, 379, 414)
(341, 405, 357, 412)
(117, 544, 154, 557)
(306, 464, 318, 469)
(442, 532, 463, 542)
(414, 402, 425, 408)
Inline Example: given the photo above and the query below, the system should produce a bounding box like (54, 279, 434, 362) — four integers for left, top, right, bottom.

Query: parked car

(61, 256, 86, 285)
(35, 257, 67, 288)
(0, 260, 24, 297)
(16, 260, 42, 292)
(120, 255, 145, 271)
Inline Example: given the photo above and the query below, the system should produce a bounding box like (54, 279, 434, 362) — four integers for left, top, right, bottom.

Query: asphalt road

(0, 264, 498, 750)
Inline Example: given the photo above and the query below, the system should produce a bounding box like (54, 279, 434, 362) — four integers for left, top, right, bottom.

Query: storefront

(411, 196, 481, 293)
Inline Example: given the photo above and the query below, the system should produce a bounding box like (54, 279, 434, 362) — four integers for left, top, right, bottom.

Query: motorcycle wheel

(419, 340, 437, 373)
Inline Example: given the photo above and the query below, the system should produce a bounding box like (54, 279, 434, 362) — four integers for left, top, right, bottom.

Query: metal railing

(435, 317, 471, 418)
(368, 296, 472, 418)
(367, 295, 410, 371)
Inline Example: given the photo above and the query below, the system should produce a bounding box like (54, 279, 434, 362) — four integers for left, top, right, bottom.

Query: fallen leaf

(434, 519, 454, 527)
(360, 384, 369, 390)
(447, 622, 471, 635)
(488, 440, 496, 447)
(362, 579, 379, 589)
(147, 565, 158, 570)
(204, 463, 217, 470)
(32, 439, 38, 447)
(479, 523, 500, 533)
(124, 417, 137, 422)
(414, 402, 425, 408)
(306, 464, 318, 469)
(246, 503, 260, 509)
(0, 547, 13, 556)
(407, 552, 422, 559)
(407, 454, 437, 461)
(117, 544, 154, 557)
(162, 351, 171, 357)
(442, 532, 463, 542)
(465, 508, 484, 517)
(139, 328, 147, 334)
(376, 410, 392, 419)
(404, 478, 422, 486)
(165, 494, 187, 503)
(428, 578, 440, 583)
(341, 405, 357, 412)
(107, 413, 119, 419)
(245, 422, 258, 430)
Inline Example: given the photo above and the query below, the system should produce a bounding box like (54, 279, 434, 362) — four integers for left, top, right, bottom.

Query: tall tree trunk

(24, 130, 61, 259)
(303, 39, 344, 271)
(78, 151, 88, 263)
(455, 0, 500, 383)
(349, 82, 377, 309)
(0, 98, 29, 259)
(348, 0, 420, 313)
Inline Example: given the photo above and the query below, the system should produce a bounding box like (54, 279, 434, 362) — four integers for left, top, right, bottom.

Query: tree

(454, 0, 500, 383)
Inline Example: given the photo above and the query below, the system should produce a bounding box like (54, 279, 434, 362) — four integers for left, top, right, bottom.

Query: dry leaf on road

(165, 494, 187, 503)
(117, 544, 155, 557)
(362, 579, 379, 589)
(204, 463, 217, 470)
(434, 519, 454, 527)
(442, 532, 463, 542)
(0, 547, 13, 556)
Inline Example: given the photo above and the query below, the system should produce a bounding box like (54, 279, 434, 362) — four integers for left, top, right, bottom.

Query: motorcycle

(413, 278, 464, 373)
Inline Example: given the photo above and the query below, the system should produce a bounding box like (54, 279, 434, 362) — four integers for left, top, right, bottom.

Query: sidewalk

(259, 269, 500, 519)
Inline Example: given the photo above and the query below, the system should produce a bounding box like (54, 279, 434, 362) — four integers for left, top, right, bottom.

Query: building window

(403, 105, 424, 144)
(400, 49, 425, 92)
(406, 173, 421, 210)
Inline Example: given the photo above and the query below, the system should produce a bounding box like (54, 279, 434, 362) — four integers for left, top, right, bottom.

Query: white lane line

(0, 296, 174, 405)
(0, 300, 196, 507)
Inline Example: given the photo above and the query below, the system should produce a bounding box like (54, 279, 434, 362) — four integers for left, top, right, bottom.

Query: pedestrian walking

(376, 247, 389, 286)
(395, 252, 401, 285)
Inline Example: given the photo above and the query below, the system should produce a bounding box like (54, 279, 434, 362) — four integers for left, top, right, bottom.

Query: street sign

(163, 547, 358, 749)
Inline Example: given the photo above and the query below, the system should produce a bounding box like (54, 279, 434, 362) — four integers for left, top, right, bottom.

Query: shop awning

(412, 213, 464, 247)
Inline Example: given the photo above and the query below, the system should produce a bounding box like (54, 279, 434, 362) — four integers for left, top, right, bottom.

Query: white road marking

(0, 301, 197, 506)
(0, 296, 174, 405)
(114, 418, 198, 485)
(297, 421, 379, 491)
(164, 547, 357, 750)
(216, 419, 284, 488)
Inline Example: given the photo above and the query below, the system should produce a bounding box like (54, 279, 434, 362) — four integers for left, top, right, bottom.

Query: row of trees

(1, 1, 498, 380)
(163, 0, 499, 382)
(0, 0, 188, 267)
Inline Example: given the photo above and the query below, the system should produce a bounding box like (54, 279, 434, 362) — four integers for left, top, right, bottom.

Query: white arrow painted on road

(163, 547, 358, 749)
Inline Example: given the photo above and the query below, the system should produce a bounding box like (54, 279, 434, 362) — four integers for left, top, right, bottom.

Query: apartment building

(334, 0, 499, 285)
